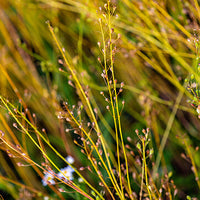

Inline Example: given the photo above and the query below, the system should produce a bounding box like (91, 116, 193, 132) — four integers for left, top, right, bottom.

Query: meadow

(0, 0, 200, 199)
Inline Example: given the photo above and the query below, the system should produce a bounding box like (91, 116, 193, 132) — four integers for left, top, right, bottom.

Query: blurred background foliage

(0, 0, 200, 199)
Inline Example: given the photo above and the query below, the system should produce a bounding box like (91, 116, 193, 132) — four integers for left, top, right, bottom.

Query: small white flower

(191, 83, 197, 88)
(57, 166, 74, 181)
(197, 105, 200, 114)
(42, 171, 55, 186)
(65, 155, 74, 164)
(78, 177, 84, 183)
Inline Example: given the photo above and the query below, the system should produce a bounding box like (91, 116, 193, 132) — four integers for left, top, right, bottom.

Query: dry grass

(0, 0, 200, 199)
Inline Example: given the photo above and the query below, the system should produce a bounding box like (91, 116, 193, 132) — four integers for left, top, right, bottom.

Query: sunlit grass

(0, 0, 200, 199)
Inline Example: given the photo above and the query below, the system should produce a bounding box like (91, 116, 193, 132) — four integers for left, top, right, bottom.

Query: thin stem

(99, 15, 124, 199)
(152, 90, 184, 179)
(48, 22, 123, 198)
(107, 1, 132, 198)
(142, 139, 152, 200)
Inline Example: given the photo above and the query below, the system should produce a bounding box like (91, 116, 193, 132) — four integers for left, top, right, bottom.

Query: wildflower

(42, 171, 55, 186)
(78, 177, 83, 183)
(197, 105, 200, 114)
(57, 166, 75, 181)
(65, 155, 74, 164)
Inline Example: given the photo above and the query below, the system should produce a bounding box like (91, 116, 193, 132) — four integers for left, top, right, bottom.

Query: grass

(0, 0, 200, 199)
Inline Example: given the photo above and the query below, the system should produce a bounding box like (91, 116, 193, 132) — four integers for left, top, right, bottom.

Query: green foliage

(0, 0, 200, 199)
